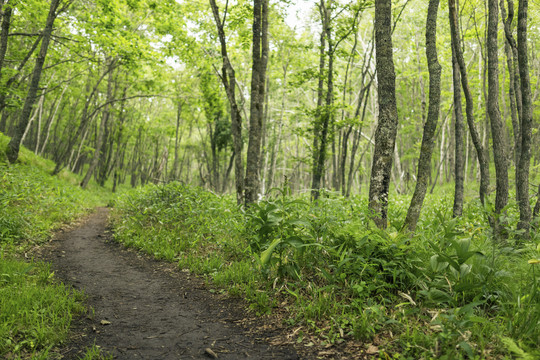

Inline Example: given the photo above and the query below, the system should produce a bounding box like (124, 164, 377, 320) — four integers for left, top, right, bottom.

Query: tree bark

(81, 63, 114, 189)
(487, 0, 509, 236)
(448, 0, 490, 205)
(403, 0, 441, 232)
(245, 0, 269, 204)
(451, 51, 465, 217)
(533, 183, 540, 219)
(39, 84, 66, 155)
(501, 0, 521, 173)
(0, 3, 12, 78)
(311, 0, 329, 200)
(368, 0, 399, 229)
(516, 0, 533, 238)
(171, 99, 183, 180)
(6, 0, 60, 163)
(209, 0, 244, 204)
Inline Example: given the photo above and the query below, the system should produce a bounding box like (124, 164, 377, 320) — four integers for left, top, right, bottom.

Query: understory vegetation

(112, 182, 540, 359)
(0, 134, 109, 359)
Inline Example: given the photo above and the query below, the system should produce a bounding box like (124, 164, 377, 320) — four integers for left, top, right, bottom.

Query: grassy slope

(0, 133, 110, 359)
(111, 183, 540, 359)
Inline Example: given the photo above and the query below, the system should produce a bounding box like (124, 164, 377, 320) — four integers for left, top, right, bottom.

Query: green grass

(1, 132, 113, 359)
(0, 259, 85, 359)
(111, 182, 540, 359)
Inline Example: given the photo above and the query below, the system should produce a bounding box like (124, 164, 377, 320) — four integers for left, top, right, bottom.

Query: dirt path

(46, 208, 299, 359)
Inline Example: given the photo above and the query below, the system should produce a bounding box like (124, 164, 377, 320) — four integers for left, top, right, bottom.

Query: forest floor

(38, 208, 317, 360)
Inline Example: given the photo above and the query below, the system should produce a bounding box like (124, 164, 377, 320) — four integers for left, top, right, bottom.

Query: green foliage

(0, 134, 106, 251)
(0, 258, 85, 359)
(112, 182, 540, 358)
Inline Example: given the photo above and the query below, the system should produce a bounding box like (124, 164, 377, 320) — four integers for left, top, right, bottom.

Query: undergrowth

(111, 182, 540, 359)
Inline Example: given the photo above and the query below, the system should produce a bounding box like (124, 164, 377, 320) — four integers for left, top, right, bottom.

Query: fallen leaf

(100, 320, 111, 326)
(366, 344, 379, 354)
(204, 348, 218, 359)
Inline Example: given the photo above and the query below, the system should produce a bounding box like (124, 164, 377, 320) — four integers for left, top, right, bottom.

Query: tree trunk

(39, 85, 66, 155)
(171, 99, 183, 180)
(448, 0, 490, 205)
(533, 183, 540, 219)
(6, 0, 60, 163)
(209, 0, 244, 204)
(267, 58, 288, 191)
(311, 0, 328, 200)
(81, 64, 114, 189)
(516, 0, 533, 238)
(245, 0, 269, 205)
(53, 63, 116, 175)
(368, 0, 399, 229)
(451, 49, 466, 217)
(403, 0, 441, 232)
(501, 0, 520, 173)
(487, 0, 509, 235)
(0, 3, 12, 78)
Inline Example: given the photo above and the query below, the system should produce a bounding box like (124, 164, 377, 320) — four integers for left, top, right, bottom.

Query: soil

(41, 208, 307, 359)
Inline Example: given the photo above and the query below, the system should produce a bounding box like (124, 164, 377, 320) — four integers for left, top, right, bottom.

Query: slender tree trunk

(313, 2, 335, 200)
(81, 64, 114, 189)
(487, 0, 509, 236)
(267, 59, 288, 191)
(39, 85, 66, 155)
(209, 0, 244, 204)
(452, 50, 466, 217)
(171, 99, 183, 180)
(449, 0, 490, 205)
(0, 3, 12, 78)
(245, 0, 269, 204)
(6, 0, 60, 163)
(53, 63, 116, 175)
(311, 0, 328, 200)
(533, 183, 540, 219)
(403, 0, 441, 232)
(516, 0, 533, 238)
(501, 0, 520, 173)
(20, 91, 44, 146)
(368, 0, 399, 229)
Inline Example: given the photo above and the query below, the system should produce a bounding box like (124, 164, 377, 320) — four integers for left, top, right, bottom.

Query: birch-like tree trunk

(451, 50, 465, 217)
(245, 0, 269, 205)
(487, 0, 509, 235)
(368, 0, 398, 229)
(516, 0, 533, 238)
(448, 0, 490, 205)
(403, 0, 441, 232)
(209, 0, 244, 205)
(6, 0, 60, 163)
(81, 63, 114, 189)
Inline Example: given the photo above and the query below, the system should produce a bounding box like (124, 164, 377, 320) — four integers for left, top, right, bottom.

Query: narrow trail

(47, 208, 299, 359)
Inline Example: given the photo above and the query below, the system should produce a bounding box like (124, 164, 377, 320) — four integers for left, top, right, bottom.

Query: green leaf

(260, 238, 282, 268)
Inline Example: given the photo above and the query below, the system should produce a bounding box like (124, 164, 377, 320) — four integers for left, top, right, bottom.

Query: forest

(0, 0, 540, 358)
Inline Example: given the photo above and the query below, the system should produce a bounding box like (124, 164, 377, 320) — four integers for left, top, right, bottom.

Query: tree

(209, 0, 245, 205)
(403, 0, 441, 232)
(448, 0, 490, 206)
(368, 0, 398, 229)
(487, 0, 509, 235)
(451, 50, 465, 218)
(5, 0, 62, 163)
(244, 0, 269, 205)
(80, 60, 115, 189)
(516, 0, 533, 238)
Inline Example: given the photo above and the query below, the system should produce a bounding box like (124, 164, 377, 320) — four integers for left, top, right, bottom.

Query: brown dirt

(41, 207, 306, 359)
